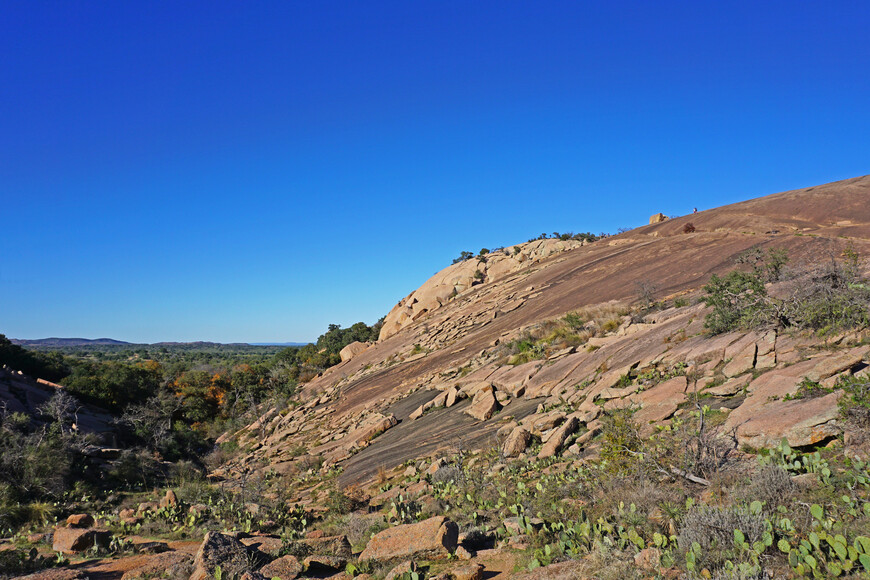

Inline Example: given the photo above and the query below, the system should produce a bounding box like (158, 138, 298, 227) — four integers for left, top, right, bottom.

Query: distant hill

(11, 337, 130, 347)
(248, 342, 310, 347)
(11, 338, 308, 348)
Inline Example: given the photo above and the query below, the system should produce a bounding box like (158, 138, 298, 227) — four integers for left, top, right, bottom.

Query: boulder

(445, 386, 465, 407)
(298, 534, 353, 558)
(649, 213, 668, 224)
(65, 514, 94, 528)
(340, 341, 370, 362)
(630, 376, 688, 435)
(52, 527, 111, 554)
(258, 555, 303, 580)
(190, 532, 253, 580)
(502, 427, 531, 458)
(240, 534, 284, 556)
(451, 563, 484, 580)
(303, 554, 346, 572)
(465, 386, 500, 421)
(359, 516, 458, 562)
(538, 417, 580, 458)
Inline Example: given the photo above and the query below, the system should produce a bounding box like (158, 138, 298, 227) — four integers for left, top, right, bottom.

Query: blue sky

(2, 1, 869, 343)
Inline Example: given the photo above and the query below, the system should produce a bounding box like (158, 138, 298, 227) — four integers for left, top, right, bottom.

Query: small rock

(451, 563, 484, 580)
(384, 561, 415, 580)
(303, 554, 346, 572)
(160, 489, 178, 508)
(634, 547, 661, 570)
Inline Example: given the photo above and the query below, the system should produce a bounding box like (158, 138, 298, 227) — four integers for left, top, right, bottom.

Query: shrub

(702, 271, 769, 334)
(735, 465, 796, 510)
(599, 408, 644, 474)
(683, 222, 696, 233)
(677, 505, 765, 564)
(452, 251, 474, 264)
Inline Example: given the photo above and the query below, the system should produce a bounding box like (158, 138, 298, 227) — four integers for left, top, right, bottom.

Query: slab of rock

(805, 347, 868, 382)
(735, 391, 843, 449)
(724, 358, 818, 432)
(530, 412, 566, 434)
(631, 376, 688, 435)
(465, 386, 500, 421)
(258, 555, 303, 580)
(649, 213, 668, 224)
(704, 376, 750, 397)
(190, 532, 252, 580)
(385, 561, 415, 580)
(502, 427, 531, 457)
(538, 417, 579, 458)
(359, 516, 458, 562)
(445, 386, 465, 407)
(724, 342, 757, 377)
(126, 535, 170, 553)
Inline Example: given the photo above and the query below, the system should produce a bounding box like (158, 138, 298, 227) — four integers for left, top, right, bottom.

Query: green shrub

(702, 271, 768, 334)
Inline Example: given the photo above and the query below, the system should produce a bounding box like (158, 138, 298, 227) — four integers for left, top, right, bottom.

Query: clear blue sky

(2, 1, 869, 343)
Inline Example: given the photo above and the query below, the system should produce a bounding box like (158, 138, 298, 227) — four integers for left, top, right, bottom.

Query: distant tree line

(274, 319, 383, 382)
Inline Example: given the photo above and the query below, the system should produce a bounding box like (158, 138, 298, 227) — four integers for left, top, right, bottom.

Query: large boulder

(502, 426, 531, 457)
(359, 516, 458, 562)
(649, 213, 669, 224)
(52, 527, 111, 554)
(465, 386, 500, 421)
(189, 532, 253, 580)
(340, 341, 370, 362)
